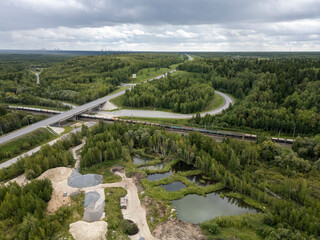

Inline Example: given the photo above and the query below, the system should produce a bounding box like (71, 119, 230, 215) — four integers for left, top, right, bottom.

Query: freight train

(8, 106, 294, 144)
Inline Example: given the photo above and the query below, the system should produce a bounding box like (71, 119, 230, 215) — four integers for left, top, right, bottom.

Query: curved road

(98, 91, 233, 119)
(0, 54, 232, 145)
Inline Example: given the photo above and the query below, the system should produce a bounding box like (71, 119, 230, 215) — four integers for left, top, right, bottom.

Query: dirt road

(82, 171, 157, 240)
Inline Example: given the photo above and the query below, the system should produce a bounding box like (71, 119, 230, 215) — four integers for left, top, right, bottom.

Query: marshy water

(138, 162, 165, 171)
(172, 192, 257, 224)
(147, 171, 173, 181)
(160, 181, 186, 191)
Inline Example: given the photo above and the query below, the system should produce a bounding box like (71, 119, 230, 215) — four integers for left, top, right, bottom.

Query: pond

(172, 161, 195, 172)
(132, 155, 151, 165)
(138, 162, 165, 171)
(187, 174, 216, 186)
(172, 192, 257, 224)
(160, 181, 186, 192)
(147, 171, 172, 181)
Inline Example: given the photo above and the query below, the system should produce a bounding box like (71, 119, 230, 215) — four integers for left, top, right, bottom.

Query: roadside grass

(203, 93, 225, 112)
(80, 159, 123, 183)
(0, 128, 56, 163)
(130, 64, 179, 84)
(201, 213, 267, 240)
(104, 187, 130, 240)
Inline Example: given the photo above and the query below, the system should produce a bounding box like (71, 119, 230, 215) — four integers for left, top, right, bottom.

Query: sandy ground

(82, 171, 157, 240)
(69, 221, 108, 240)
(101, 101, 118, 111)
(5, 174, 30, 186)
(49, 126, 65, 135)
(38, 167, 80, 213)
(71, 139, 86, 170)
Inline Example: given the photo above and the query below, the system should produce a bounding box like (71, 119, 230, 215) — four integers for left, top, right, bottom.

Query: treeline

(0, 179, 80, 239)
(122, 73, 215, 113)
(82, 122, 320, 238)
(0, 132, 82, 181)
(178, 58, 320, 135)
(0, 54, 73, 109)
(39, 53, 184, 105)
(0, 105, 47, 135)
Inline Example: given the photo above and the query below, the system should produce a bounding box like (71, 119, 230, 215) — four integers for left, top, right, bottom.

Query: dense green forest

(0, 105, 47, 135)
(0, 54, 73, 109)
(177, 57, 320, 135)
(0, 131, 81, 181)
(0, 179, 84, 239)
(0, 53, 183, 108)
(121, 72, 215, 113)
(1, 121, 320, 239)
(79, 122, 319, 239)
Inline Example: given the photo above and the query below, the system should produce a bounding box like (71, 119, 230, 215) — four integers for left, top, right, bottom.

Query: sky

(0, 0, 319, 51)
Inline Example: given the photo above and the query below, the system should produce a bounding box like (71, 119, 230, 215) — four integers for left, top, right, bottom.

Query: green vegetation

(121, 71, 215, 113)
(0, 132, 82, 182)
(0, 105, 47, 135)
(130, 63, 179, 83)
(80, 122, 320, 239)
(0, 53, 183, 109)
(104, 187, 130, 240)
(0, 179, 84, 239)
(0, 128, 55, 163)
(177, 57, 320, 136)
(80, 160, 122, 183)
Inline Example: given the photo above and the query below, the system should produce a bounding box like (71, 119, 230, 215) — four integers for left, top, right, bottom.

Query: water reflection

(172, 192, 257, 224)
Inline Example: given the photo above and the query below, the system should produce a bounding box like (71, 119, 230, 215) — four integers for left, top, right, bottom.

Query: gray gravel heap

(67, 170, 102, 188)
(83, 191, 105, 222)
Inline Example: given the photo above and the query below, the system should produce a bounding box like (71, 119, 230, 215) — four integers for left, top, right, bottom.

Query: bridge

(0, 89, 126, 145)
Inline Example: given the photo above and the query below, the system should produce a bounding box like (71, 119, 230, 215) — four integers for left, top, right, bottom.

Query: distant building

(132, 74, 137, 78)
(120, 196, 128, 209)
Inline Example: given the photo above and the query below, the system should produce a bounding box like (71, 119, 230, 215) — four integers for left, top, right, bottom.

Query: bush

(208, 223, 221, 234)
(122, 219, 139, 235)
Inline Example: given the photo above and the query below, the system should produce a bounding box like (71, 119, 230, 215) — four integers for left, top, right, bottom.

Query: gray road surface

(35, 73, 40, 85)
(0, 122, 96, 169)
(98, 91, 233, 119)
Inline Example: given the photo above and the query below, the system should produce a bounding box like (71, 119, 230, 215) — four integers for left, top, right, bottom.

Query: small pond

(160, 181, 186, 192)
(172, 192, 257, 224)
(147, 171, 172, 181)
(138, 162, 165, 171)
(187, 174, 216, 186)
(132, 155, 151, 165)
(172, 161, 195, 172)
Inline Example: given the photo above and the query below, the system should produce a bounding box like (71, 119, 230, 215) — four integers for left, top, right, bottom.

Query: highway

(0, 54, 232, 145)
(97, 90, 233, 119)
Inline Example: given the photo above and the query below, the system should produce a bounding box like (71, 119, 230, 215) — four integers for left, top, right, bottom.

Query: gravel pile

(83, 190, 105, 222)
(67, 170, 102, 188)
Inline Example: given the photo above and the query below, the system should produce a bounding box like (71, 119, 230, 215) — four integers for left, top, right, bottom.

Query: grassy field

(104, 187, 130, 240)
(80, 159, 123, 183)
(130, 64, 179, 84)
(0, 128, 56, 163)
(201, 213, 266, 240)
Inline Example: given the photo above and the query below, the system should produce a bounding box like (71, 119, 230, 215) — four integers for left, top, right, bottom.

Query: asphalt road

(0, 90, 125, 145)
(0, 122, 96, 170)
(0, 54, 232, 145)
(97, 90, 233, 119)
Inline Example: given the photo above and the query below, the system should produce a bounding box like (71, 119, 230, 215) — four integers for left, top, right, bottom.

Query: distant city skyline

(0, 0, 319, 51)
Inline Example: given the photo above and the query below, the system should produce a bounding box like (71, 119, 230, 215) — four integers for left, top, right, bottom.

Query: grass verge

(104, 187, 130, 240)
(0, 128, 56, 163)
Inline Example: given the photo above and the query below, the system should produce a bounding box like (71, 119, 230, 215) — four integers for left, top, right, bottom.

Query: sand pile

(69, 221, 108, 240)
